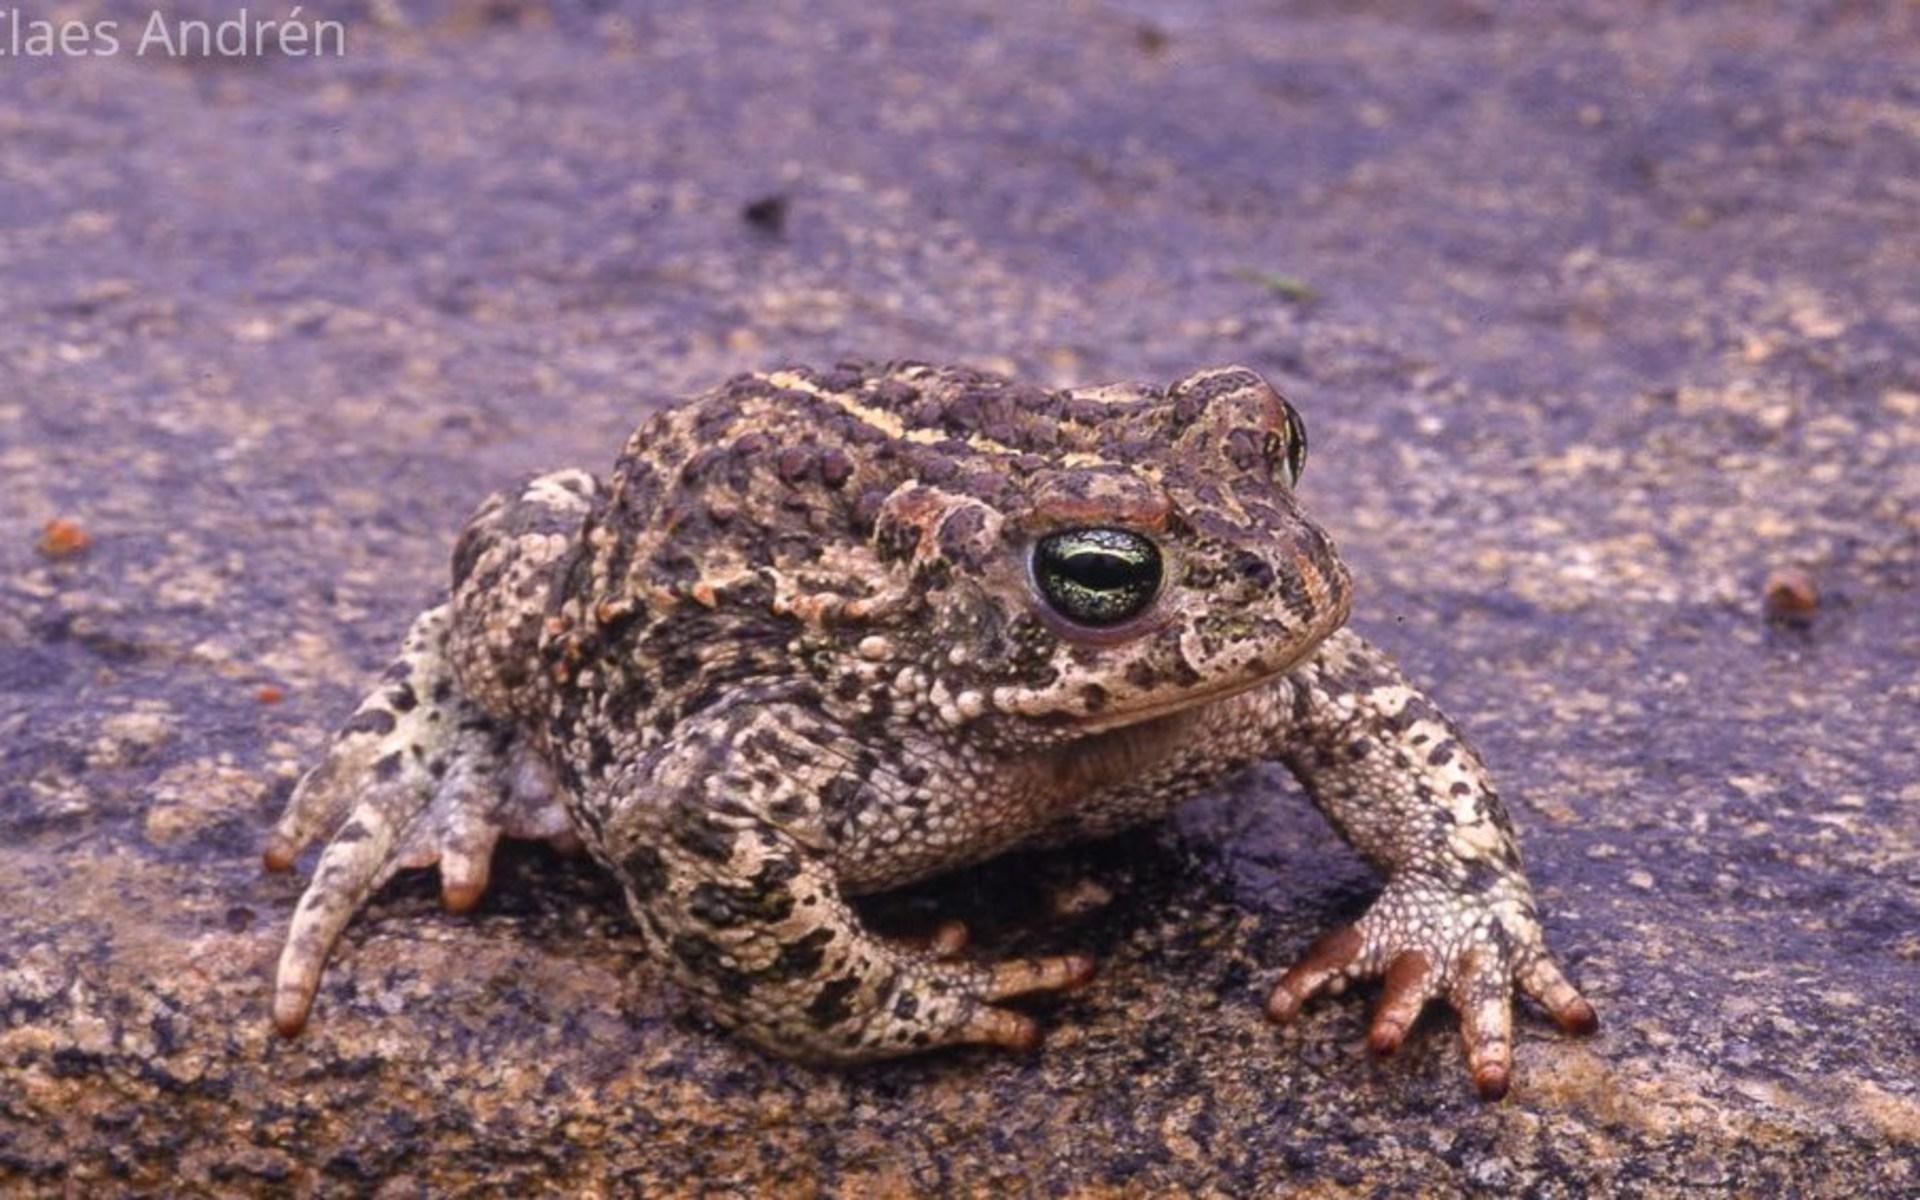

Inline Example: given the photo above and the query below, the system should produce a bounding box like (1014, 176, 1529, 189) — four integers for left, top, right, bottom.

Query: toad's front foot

(1265, 874, 1598, 1100)
(263, 604, 574, 1037)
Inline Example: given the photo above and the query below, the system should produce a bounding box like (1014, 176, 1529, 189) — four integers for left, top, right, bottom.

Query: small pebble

(742, 194, 788, 235)
(36, 517, 92, 559)
(1763, 568, 1818, 623)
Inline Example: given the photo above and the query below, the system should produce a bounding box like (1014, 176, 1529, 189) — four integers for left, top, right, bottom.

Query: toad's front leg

(1270, 629, 1598, 1099)
(595, 705, 1094, 1062)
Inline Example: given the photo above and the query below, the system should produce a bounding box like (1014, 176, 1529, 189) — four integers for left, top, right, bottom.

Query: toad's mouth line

(1033, 665, 1300, 797)
(1069, 661, 1298, 737)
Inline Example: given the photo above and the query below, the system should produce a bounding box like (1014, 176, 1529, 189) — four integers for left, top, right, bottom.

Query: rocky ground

(2, 0, 1917, 1194)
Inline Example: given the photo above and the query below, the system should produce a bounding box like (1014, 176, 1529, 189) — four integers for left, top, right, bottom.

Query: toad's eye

(1264, 400, 1309, 487)
(1031, 528, 1163, 627)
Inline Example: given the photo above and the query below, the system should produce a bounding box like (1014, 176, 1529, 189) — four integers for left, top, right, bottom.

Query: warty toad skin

(264, 362, 1598, 1099)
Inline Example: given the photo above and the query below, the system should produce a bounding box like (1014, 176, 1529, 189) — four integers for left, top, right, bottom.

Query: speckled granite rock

(3, 1, 1917, 1194)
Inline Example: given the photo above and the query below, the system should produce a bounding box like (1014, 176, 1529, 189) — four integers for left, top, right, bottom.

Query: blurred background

(2, 1, 1916, 1193)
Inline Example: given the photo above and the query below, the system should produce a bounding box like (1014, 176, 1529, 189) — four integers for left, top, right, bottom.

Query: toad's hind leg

(632, 814, 1098, 1063)
(603, 707, 1097, 1063)
(264, 604, 572, 1037)
(266, 468, 602, 1036)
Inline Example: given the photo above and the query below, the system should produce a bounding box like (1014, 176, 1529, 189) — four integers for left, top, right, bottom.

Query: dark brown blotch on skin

(342, 709, 397, 738)
(621, 845, 669, 899)
(805, 976, 861, 1028)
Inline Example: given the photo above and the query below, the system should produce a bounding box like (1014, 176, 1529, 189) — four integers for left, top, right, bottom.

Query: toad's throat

(1039, 668, 1288, 795)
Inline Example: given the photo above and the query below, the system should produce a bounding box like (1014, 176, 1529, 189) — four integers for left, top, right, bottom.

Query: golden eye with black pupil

(1031, 528, 1163, 627)
(1280, 400, 1308, 485)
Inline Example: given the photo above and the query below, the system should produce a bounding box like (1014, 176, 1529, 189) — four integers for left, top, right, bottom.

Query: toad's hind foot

(264, 604, 572, 1037)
